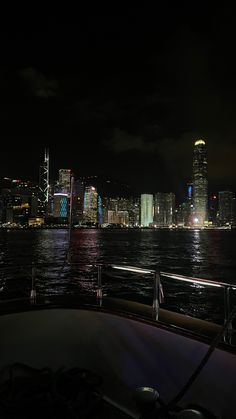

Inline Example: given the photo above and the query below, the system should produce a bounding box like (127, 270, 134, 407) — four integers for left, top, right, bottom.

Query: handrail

(1, 262, 233, 290)
(160, 271, 235, 289)
(104, 264, 235, 344)
(0, 262, 235, 343)
(111, 265, 155, 275)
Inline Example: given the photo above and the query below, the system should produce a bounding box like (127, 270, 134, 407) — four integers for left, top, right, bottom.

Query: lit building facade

(208, 194, 218, 225)
(38, 148, 49, 216)
(59, 169, 71, 194)
(73, 179, 85, 224)
(83, 186, 98, 223)
(107, 210, 129, 225)
(97, 195, 103, 225)
(102, 197, 135, 225)
(218, 191, 235, 226)
(181, 182, 194, 226)
(154, 192, 175, 227)
(53, 193, 69, 219)
(0, 184, 38, 225)
(128, 197, 140, 226)
(141, 194, 153, 227)
(193, 139, 208, 226)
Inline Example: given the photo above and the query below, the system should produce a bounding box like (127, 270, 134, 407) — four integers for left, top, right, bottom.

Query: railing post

(30, 263, 37, 304)
(153, 271, 161, 320)
(224, 286, 232, 344)
(97, 265, 103, 306)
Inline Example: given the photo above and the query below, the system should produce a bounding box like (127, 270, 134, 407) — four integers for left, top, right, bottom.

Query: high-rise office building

(208, 194, 218, 225)
(38, 148, 49, 217)
(154, 192, 175, 227)
(83, 186, 98, 223)
(73, 179, 85, 223)
(59, 169, 71, 193)
(218, 191, 235, 225)
(128, 197, 140, 226)
(102, 196, 139, 226)
(141, 194, 153, 227)
(97, 195, 103, 225)
(181, 182, 194, 226)
(192, 139, 208, 226)
(53, 193, 69, 220)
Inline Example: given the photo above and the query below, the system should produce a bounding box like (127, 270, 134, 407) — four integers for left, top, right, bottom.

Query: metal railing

(159, 270, 235, 343)
(96, 265, 164, 321)
(95, 264, 236, 344)
(1, 262, 235, 344)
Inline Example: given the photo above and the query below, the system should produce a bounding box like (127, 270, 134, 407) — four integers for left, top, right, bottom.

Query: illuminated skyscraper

(38, 148, 49, 217)
(53, 193, 69, 220)
(39, 148, 49, 204)
(192, 139, 208, 226)
(154, 192, 175, 227)
(218, 191, 235, 226)
(83, 186, 98, 223)
(73, 179, 84, 223)
(59, 169, 71, 193)
(141, 194, 153, 227)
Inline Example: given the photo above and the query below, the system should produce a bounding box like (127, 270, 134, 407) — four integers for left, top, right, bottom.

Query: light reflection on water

(0, 229, 236, 323)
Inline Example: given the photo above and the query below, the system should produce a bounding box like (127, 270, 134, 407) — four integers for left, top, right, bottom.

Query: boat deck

(0, 297, 236, 418)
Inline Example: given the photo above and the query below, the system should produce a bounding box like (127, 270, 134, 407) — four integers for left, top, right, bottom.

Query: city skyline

(0, 138, 235, 228)
(0, 7, 236, 196)
(1, 138, 235, 201)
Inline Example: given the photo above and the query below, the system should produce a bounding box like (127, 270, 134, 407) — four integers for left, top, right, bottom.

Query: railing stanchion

(30, 263, 37, 304)
(97, 265, 103, 306)
(224, 286, 232, 344)
(153, 271, 161, 321)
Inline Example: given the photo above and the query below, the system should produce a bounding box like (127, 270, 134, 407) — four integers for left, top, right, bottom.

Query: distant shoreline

(0, 225, 234, 231)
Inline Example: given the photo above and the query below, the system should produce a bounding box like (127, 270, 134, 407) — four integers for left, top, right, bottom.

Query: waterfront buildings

(38, 149, 49, 214)
(37, 149, 50, 218)
(218, 191, 235, 226)
(73, 179, 85, 224)
(192, 139, 208, 226)
(141, 194, 153, 227)
(208, 194, 218, 225)
(53, 193, 69, 221)
(0, 179, 39, 225)
(107, 210, 129, 225)
(0, 145, 235, 229)
(83, 186, 98, 223)
(154, 192, 175, 227)
(59, 169, 71, 194)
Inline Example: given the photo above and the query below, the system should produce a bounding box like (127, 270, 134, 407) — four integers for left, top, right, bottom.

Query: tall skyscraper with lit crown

(192, 139, 208, 226)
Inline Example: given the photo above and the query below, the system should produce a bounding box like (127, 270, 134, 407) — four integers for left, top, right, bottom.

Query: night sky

(0, 6, 236, 200)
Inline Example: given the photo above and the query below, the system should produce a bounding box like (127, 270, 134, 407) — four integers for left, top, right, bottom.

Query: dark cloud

(0, 7, 235, 197)
(20, 67, 58, 98)
(105, 128, 158, 153)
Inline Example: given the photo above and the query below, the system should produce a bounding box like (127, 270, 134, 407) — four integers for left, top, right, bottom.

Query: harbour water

(0, 228, 236, 323)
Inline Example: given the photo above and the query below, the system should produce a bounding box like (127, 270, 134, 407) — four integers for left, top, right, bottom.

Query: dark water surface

(0, 229, 236, 323)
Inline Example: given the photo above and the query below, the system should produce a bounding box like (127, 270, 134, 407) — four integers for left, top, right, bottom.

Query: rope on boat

(166, 304, 236, 411)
